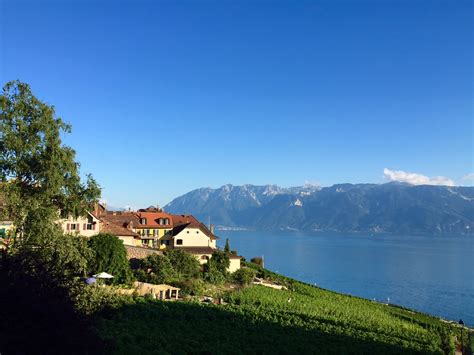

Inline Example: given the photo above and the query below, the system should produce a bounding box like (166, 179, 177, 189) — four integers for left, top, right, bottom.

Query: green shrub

(71, 284, 133, 315)
(203, 268, 226, 285)
(233, 267, 256, 286)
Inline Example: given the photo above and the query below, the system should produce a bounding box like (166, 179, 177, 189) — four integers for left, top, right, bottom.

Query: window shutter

(92, 223, 96, 230)
(67, 223, 70, 230)
(83, 223, 86, 230)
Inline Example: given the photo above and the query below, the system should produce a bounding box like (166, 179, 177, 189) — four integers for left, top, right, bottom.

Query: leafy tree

(138, 254, 177, 284)
(88, 233, 133, 285)
(224, 238, 230, 253)
(208, 250, 230, 274)
(165, 249, 200, 280)
(202, 250, 230, 284)
(250, 256, 264, 267)
(0, 81, 103, 353)
(0, 80, 100, 247)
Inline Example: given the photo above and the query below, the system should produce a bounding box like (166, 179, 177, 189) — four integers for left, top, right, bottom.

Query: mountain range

(164, 183, 474, 235)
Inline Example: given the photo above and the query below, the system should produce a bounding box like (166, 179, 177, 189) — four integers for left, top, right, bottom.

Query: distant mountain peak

(164, 183, 474, 235)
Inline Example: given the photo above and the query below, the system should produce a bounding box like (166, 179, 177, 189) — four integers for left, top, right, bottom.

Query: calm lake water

(217, 231, 474, 326)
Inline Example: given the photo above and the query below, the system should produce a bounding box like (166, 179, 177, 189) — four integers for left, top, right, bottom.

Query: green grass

(95, 271, 459, 354)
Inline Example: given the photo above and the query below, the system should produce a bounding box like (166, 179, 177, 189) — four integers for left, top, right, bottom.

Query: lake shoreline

(218, 230, 474, 326)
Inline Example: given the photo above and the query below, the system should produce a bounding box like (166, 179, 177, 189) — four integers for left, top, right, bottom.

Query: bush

(203, 268, 226, 285)
(233, 267, 256, 286)
(71, 283, 133, 316)
(88, 233, 133, 285)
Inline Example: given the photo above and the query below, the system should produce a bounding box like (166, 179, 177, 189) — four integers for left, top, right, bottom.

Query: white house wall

(59, 214, 99, 237)
(173, 227, 216, 248)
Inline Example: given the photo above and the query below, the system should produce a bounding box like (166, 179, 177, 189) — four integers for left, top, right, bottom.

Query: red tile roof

(136, 212, 173, 228)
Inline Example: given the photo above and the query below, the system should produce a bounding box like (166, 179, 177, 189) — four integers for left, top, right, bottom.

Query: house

(134, 211, 174, 248)
(0, 220, 14, 248)
(100, 217, 140, 246)
(58, 204, 242, 272)
(0, 195, 14, 247)
(170, 214, 217, 249)
(60, 211, 101, 237)
(170, 214, 242, 272)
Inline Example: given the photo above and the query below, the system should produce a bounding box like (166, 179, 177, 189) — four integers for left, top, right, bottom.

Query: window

(196, 230, 199, 234)
(159, 218, 164, 225)
(160, 240, 170, 246)
(201, 255, 209, 260)
(0, 228, 5, 238)
(70, 223, 78, 230)
(86, 223, 93, 230)
(164, 218, 169, 225)
(176, 239, 183, 245)
(187, 231, 190, 234)
(141, 218, 147, 224)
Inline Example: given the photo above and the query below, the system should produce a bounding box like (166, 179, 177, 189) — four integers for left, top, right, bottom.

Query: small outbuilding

(133, 281, 180, 300)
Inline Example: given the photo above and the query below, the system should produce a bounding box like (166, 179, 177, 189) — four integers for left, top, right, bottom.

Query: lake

(217, 231, 474, 326)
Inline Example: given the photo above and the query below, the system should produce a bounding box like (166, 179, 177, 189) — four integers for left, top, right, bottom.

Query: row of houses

(59, 204, 242, 272)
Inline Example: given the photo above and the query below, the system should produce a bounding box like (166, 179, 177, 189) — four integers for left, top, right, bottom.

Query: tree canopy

(165, 249, 201, 280)
(0, 80, 100, 245)
(136, 253, 177, 284)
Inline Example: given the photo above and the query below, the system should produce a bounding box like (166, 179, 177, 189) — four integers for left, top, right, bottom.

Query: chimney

(210, 224, 214, 234)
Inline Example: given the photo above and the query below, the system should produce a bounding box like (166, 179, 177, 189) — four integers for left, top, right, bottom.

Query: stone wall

(125, 245, 162, 260)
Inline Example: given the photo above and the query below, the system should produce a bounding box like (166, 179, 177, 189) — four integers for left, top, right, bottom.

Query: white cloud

(383, 168, 455, 186)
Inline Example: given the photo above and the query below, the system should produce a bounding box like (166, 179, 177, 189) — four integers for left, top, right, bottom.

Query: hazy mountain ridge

(164, 183, 474, 235)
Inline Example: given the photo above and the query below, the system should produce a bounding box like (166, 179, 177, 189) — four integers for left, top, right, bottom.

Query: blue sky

(1, 0, 472, 207)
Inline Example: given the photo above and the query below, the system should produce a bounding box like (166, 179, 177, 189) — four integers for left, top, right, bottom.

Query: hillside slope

(96, 268, 461, 354)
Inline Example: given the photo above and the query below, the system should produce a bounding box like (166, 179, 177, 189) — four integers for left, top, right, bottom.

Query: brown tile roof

(100, 214, 140, 238)
(100, 219, 139, 238)
(170, 214, 219, 240)
(102, 214, 140, 229)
